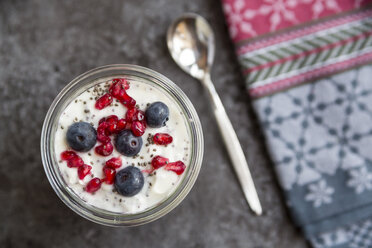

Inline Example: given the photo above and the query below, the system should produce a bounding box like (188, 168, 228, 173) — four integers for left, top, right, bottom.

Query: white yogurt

(54, 78, 191, 213)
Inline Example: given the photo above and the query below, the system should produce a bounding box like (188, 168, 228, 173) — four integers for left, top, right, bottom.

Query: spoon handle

(202, 73, 262, 216)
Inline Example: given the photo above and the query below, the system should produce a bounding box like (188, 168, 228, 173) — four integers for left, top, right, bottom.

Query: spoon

(167, 13, 262, 215)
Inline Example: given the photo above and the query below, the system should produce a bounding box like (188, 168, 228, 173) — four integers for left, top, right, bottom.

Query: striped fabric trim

(243, 7, 372, 99)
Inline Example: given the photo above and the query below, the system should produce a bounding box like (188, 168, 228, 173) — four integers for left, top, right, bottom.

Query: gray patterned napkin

(254, 66, 372, 247)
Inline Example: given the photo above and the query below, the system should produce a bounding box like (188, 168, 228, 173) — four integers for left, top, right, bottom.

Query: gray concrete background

(0, 0, 309, 247)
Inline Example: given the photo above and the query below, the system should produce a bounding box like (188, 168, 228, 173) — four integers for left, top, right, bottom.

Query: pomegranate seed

(67, 156, 84, 168)
(153, 133, 173, 145)
(151, 156, 169, 170)
(135, 110, 145, 121)
(106, 157, 122, 169)
(115, 78, 130, 89)
(125, 107, 138, 122)
(119, 90, 136, 108)
(98, 117, 107, 125)
(97, 122, 110, 143)
(116, 119, 127, 132)
(103, 166, 116, 184)
(77, 164, 92, 180)
(86, 178, 102, 193)
(95, 93, 113, 110)
(125, 122, 132, 129)
(110, 78, 130, 96)
(131, 121, 146, 136)
(60, 150, 77, 160)
(95, 142, 114, 156)
(106, 115, 118, 124)
(165, 161, 186, 175)
(105, 115, 118, 134)
(109, 81, 121, 97)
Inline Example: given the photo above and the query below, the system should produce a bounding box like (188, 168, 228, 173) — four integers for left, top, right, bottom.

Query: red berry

(60, 150, 77, 160)
(110, 79, 130, 96)
(77, 164, 92, 180)
(125, 107, 138, 122)
(105, 115, 118, 134)
(86, 178, 102, 193)
(109, 81, 121, 97)
(116, 119, 127, 132)
(131, 121, 146, 136)
(106, 115, 118, 124)
(67, 156, 84, 168)
(116, 78, 130, 90)
(106, 157, 122, 169)
(95, 93, 113, 110)
(119, 90, 136, 108)
(103, 166, 116, 184)
(97, 122, 110, 143)
(95, 142, 114, 156)
(151, 156, 169, 170)
(109, 78, 135, 107)
(153, 133, 173, 145)
(135, 110, 145, 122)
(165, 161, 186, 175)
(98, 117, 107, 125)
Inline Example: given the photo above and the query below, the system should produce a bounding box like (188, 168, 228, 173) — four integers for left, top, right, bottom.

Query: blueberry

(145, 102, 169, 128)
(115, 129, 143, 156)
(66, 122, 97, 152)
(115, 166, 144, 197)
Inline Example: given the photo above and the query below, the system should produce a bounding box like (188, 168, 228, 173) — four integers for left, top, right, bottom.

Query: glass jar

(41, 64, 204, 226)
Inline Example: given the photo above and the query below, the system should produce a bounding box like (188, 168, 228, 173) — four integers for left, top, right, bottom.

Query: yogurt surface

(54, 78, 191, 213)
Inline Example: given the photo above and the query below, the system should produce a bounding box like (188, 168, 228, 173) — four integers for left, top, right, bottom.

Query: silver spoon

(167, 13, 262, 215)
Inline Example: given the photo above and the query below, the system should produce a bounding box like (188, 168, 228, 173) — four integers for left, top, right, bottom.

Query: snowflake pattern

(223, 0, 257, 39)
(311, 0, 341, 18)
(256, 0, 299, 31)
(347, 167, 372, 194)
(222, 0, 369, 41)
(305, 180, 334, 207)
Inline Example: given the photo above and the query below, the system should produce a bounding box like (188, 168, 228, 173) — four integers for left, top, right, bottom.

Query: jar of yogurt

(41, 64, 204, 226)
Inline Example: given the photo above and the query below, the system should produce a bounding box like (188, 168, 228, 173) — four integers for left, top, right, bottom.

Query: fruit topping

(103, 166, 116, 184)
(131, 121, 146, 137)
(97, 122, 111, 143)
(105, 115, 119, 134)
(125, 107, 138, 122)
(145, 102, 169, 128)
(67, 156, 84, 168)
(77, 164, 92, 180)
(116, 119, 127, 132)
(165, 161, 186, 175)
(151, 156, 169, 170)
(115, 130, 143, 157)
(115, 166, 144, 197)
(86, 178, 102, 193)
(95, 141, 114, 156)
(105, 157, 122, 169)
(95, 93, 113, 110)
(66, 122, 97, 152)
(153, 133, 173, 145)
(60, 150, 77, 160)
(109, 78, 130, 97)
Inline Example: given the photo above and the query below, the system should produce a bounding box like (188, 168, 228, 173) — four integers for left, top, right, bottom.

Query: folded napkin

(222, 0, 372, 247)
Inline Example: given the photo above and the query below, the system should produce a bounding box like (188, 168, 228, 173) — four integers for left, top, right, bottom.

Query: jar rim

(41, 64, 204, 226)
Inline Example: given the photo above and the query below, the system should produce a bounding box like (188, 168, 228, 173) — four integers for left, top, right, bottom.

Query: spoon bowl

(167, 13, 215, 80)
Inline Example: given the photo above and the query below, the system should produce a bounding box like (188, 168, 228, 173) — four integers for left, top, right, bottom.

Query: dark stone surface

(0, 0, 308, 247)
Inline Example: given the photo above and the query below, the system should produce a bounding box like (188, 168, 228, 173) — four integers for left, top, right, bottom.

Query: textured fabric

(222, 0, 372, 247)
(254, 65, 372, 247)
